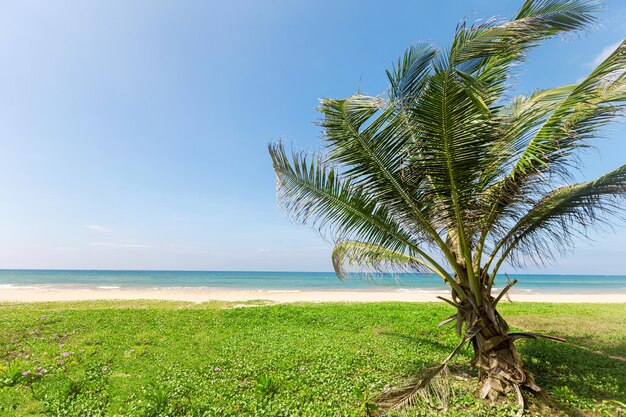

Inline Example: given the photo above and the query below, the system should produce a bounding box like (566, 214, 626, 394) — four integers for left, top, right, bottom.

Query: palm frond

(319, 94, 446, 248)
(478, 86, 576, 201)
(499, 85, 577, 164)
(496, 164, 626, 268)
(377, 326, 480, 412)
(514, 40, 625, 179)
(451, 0, 602, 101)
(331, 240, 431, 280)
(474, 85, 577, 246)
(269, 142, 411, 252)
(386, 42, 438, 101)
(404, 69, 497, 234)
(270, 142, 465, 294)
(480, 41, 626, 250)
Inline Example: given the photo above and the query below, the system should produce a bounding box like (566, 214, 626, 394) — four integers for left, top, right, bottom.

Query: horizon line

(0, 268, 623, 277)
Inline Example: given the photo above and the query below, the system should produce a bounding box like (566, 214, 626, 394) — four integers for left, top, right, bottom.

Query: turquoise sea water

(0, 270, 625, 294)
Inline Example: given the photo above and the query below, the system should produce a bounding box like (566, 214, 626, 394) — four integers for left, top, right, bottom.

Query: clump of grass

(256, 374, 280, 399)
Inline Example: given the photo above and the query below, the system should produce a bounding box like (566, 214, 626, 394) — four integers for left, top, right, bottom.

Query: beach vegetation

(0, 301, 624, 416)
(269, 0, 626, 413)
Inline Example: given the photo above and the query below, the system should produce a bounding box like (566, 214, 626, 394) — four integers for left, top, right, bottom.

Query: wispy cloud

(87, 224, 112, 233)
(258, 249, 273, 253)
(50, 246, 80, 251)
(90, 242, 155, 249)
(590, 40, 622, 68)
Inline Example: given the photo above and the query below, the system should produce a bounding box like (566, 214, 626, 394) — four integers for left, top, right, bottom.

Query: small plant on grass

(256, 374, 281, 399)
(353, 387, 379, 416)
(0, 361, 26, 388)
(143, 382, 169, 417)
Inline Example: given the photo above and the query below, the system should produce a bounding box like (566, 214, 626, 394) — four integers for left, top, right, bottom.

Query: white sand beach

(0, 287, 624, 303)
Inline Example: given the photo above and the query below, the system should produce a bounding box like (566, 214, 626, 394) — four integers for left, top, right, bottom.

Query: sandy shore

(0, 287, 624, 303)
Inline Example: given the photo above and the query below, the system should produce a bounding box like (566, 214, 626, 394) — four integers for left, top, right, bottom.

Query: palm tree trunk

(457, 288, 540, 401)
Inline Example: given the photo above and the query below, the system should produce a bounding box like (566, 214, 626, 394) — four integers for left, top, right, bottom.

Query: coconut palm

(269, 0, 625, 412)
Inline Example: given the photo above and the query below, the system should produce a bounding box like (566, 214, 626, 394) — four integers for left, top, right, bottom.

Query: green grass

(0, 301, 624, 416)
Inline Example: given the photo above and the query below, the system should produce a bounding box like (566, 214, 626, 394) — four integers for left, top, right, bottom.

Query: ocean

(0, 269, 625, 294)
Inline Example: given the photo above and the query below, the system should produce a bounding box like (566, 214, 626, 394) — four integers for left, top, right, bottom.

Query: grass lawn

(0, 300, 624, 416)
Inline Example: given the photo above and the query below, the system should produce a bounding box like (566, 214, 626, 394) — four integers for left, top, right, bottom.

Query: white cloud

(590, 40, 622, 67)
(258, 249, 273, 253)
(87, 224, 112, 233)
(90, 242, 155, 249)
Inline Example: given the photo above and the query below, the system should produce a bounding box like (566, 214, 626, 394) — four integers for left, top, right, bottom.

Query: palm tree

(269, 0, 625, 411)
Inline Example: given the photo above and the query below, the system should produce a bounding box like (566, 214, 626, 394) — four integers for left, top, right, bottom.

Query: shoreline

(0, 287, 624, 303)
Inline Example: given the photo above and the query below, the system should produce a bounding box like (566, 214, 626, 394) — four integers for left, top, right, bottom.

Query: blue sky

(0, 0, 624, 273)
